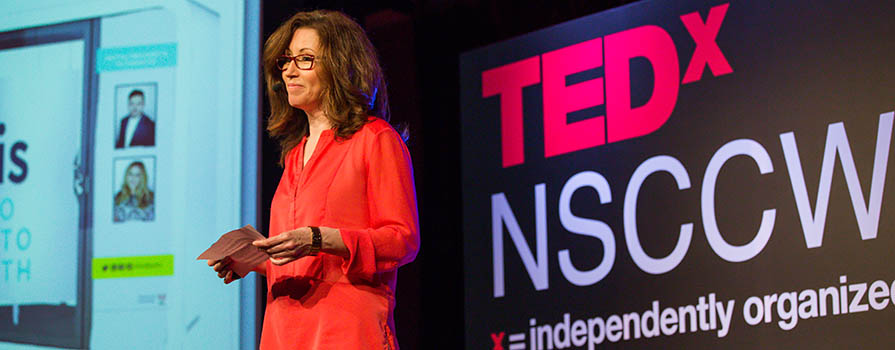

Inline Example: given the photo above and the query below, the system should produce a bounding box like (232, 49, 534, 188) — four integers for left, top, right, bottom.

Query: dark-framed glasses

(276, 54, 318, 71)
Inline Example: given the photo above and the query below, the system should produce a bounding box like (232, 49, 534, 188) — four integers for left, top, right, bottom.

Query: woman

(210, 10, 419, 350)
(113, 160, 154, 222)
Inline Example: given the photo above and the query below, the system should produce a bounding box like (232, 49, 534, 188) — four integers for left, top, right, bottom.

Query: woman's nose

(283, 61, 300, 76)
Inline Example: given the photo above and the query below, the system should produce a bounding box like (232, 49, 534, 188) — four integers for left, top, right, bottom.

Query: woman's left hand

(252, 227, 313, 265)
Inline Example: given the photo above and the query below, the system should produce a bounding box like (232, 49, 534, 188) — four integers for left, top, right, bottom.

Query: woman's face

(126, 165, 143, 192)
(282, 27, 324, 113)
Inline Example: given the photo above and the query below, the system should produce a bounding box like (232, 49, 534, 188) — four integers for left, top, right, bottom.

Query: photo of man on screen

(115, 89, 155, 148)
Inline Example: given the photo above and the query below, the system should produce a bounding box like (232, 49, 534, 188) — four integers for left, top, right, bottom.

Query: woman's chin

(287, 97, 306, 109)
(287, 98, 320, 114)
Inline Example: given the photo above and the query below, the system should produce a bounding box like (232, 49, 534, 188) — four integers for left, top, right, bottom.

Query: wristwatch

(309, 226, 322, 256)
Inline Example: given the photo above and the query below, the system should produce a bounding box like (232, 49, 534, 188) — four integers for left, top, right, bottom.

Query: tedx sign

(482, 4, 730, 168)
(460, 0, 895, 349)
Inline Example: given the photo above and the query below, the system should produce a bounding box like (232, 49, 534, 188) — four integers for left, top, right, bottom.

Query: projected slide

(1, 2, 251, 349)
(0, 22, 92, 349)
(0, 40, 81, 309)
(461, 0, 895, 349)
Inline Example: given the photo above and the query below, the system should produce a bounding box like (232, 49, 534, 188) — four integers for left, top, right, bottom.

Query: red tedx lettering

(482, 4, 728, 167)
(482, 57, 541, 168)
(490, 332, 505, 350)
(680, 3, 732, 83)
(542, 38, 606, 158)
(605, 25, 679, 143)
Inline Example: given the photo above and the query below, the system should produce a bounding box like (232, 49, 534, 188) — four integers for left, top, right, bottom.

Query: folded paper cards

(197, 225, 268, 278)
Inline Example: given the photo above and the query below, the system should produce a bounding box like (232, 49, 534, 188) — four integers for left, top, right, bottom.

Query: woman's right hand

(208, 257, 241, 284)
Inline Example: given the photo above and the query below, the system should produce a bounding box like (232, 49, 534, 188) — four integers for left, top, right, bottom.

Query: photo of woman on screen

(113, 160, 155, 222)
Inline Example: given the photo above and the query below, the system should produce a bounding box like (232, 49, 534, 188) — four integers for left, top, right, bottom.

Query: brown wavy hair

(263, 10, 390, 165)
(115, 161, 154, 209)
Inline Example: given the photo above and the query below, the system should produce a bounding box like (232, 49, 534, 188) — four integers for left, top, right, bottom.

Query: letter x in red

(681, 3, 732, 83)
(491, 332, 505, 350)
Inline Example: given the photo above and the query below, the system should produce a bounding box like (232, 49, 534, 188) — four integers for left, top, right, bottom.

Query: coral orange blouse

(260, 118, 420, 350)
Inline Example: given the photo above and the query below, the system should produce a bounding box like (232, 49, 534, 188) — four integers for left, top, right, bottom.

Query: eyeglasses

(276, 54, 318, 71)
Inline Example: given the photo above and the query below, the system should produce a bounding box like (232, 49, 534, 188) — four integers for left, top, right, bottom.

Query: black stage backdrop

(461, 0, 895, 349)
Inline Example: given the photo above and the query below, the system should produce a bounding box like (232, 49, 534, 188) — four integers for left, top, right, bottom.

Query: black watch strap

(309, 226, 322, 256)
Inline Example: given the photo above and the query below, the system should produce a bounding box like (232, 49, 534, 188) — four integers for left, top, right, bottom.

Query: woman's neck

(305, 108, 331, 137)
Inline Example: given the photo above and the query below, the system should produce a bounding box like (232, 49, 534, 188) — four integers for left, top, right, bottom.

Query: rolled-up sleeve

(339, 128, 420, 281)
